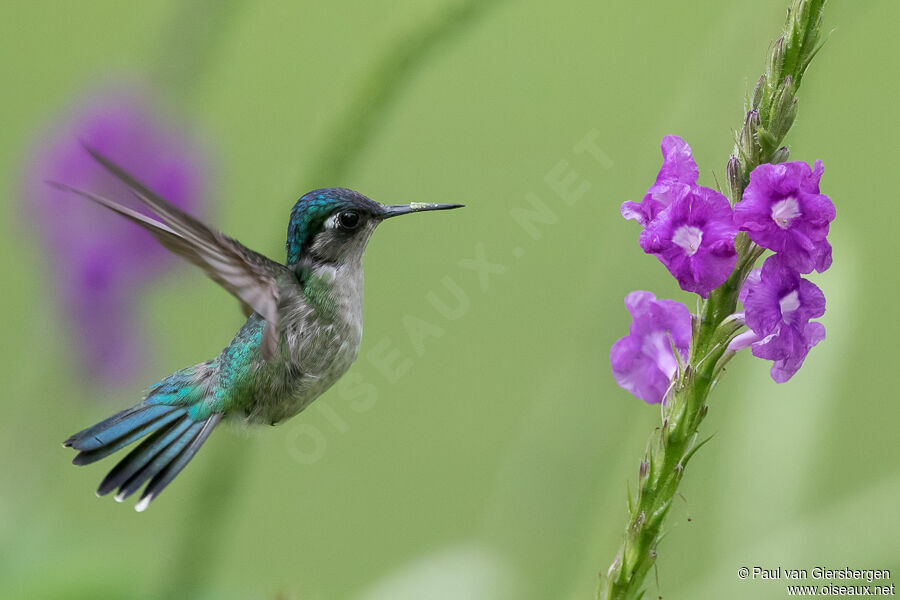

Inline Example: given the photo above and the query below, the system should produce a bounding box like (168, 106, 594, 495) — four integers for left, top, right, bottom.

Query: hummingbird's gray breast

(250, 261, 364, 424)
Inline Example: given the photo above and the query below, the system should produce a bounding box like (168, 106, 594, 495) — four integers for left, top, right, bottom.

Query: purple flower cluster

(610, 291, 691, 404)
(730, 160, 834, 381)
(24, 86, 208, 388)
(730, 256, 826, 382)
(612, 134, 835, 401)
(621, 135, 698, 227)
(734, 160, 834, 273)
(622, 136, 737, 297)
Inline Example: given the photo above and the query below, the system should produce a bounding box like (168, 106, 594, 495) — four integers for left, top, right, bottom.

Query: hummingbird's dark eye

(338, 210, 360, 230)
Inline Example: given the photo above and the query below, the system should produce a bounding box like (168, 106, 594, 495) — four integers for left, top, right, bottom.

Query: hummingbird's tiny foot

(135, 496, 152, 512)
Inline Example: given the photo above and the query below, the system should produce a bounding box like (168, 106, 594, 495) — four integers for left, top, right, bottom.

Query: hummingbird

(55, 147, 462, 511)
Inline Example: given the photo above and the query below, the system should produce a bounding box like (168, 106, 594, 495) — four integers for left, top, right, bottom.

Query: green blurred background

(2, 1, 898, 598)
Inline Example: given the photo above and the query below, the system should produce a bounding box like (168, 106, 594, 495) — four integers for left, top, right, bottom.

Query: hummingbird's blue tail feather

(67, 405, 188, 465)
(64, 363, 224, 511)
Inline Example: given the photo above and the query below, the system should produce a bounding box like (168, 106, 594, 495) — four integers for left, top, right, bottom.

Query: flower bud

(771, 146, 790, 163)
(740, 110, 760, 164)
(750, 74, 766, 111)
(727, 155, 744, 202)
(757, 126, 778, 156)
(781, 98, 798, 137)
(747, 109, 760, 132)
(795, 0, 821, 45)
(770, 76, 796, 139)
(797, 0, 812, 25)
(767, 36, 785, 84)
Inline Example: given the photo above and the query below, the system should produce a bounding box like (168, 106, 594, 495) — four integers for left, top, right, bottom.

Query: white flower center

(779, 290, 800, 322)
(646, 331, 678, 379)
(672, 225, 703, 256)
(771, 196, 801, 229)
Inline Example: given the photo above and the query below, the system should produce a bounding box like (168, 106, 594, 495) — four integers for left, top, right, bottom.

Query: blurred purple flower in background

(610, 291, 692, 404)
(24, 85, 208, 388)
(621, 135, 699, 227)
(732, 255, 826, 382)
(734, 160, 834, 274)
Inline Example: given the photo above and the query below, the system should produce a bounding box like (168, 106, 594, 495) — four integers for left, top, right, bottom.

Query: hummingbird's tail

(64, 362, 224, 511)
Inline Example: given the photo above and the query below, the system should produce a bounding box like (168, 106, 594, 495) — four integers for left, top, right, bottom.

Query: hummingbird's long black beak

(379, 203, 464, 219)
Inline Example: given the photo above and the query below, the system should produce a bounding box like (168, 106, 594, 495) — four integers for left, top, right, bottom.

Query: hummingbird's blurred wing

(50, 146, 288, 360)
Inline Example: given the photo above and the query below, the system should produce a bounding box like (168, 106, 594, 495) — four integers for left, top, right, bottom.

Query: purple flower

(737, 255, 826, 382)
(24, 86, 208, 388)
(610, 291, 692, 404)
(734, 160, 835, 273)
(639, 186, 738, 297)
(621, 135, 698, 227)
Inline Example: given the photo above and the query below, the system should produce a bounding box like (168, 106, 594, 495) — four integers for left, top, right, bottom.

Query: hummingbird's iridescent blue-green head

(285, 188, 462, 265)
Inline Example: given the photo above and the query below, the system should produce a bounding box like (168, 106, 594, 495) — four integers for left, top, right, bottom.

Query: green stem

(149, 0, 245, 102)
(599, 2, 826, 598)
(298, 0, 505, 188)
(142, 4, 250, 598)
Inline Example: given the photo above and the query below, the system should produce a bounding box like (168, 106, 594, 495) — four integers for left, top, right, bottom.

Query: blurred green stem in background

(146, 3, 251, 598)
(149, 0, 246, 104)
(599, 2, 827, 599)
(299, 0, 505, 188)
(152, 0, 502, 597)
(160, 436, 250, 599)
